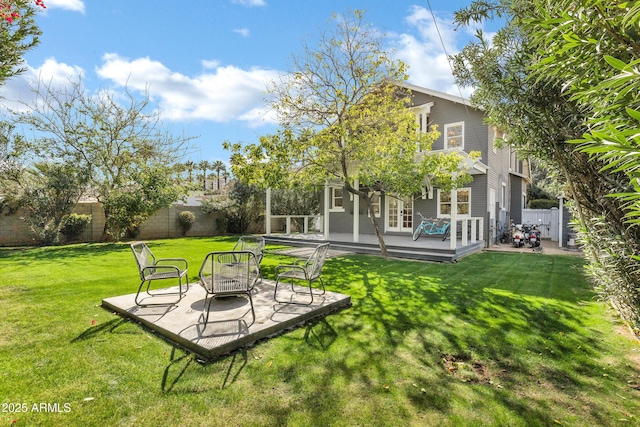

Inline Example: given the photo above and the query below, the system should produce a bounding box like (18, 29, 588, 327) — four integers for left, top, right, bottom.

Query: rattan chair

(130, 242, 189, 306)
(273, 243, 330, 305)
(198, 250, 259, 324)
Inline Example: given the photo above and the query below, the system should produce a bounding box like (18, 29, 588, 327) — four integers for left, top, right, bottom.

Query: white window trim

(501, 182, 507, 210)
(444, 121, 465, 150)
(330, 187, 345, 212)
(437, 187, 471, 218)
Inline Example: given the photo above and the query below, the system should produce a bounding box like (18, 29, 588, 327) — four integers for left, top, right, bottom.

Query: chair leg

(135, 279, 148, 306)
(247, 292, 256, 325)
(202, 293, 215, 324)
(135, 277, 187, 307)
(273, 277, 284, 303)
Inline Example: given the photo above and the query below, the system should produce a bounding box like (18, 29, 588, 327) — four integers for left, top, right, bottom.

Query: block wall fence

(0, 203, 246, 246)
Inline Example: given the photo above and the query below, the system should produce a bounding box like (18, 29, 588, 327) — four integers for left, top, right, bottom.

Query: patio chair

(233, 235, 266, 265)
(273, 243, 330, 305)
(131, 242, 189, 306)
(233, 235, 266, 282)
(198, 250, 259, 324)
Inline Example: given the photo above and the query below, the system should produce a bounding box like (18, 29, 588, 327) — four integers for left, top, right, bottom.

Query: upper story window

(330, 187, 344, 212)
(445, 122, 464, 150)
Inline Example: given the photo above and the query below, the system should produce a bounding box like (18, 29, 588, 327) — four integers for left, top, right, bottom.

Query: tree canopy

(225, 10, 471, 257)
(7, 78, 193, 240)
(452, 0, 640, 332)
(0, 0, 41, 86)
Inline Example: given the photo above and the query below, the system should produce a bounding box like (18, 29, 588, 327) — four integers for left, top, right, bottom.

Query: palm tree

(212, 160, 226, 193)
(184, 161, 196, 184)
(197, 160, 211, 191)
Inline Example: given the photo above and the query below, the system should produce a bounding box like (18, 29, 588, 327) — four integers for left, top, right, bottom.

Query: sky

(0, 0, 495, 165)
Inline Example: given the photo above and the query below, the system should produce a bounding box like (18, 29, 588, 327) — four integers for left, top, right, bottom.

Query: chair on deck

(273, 243, 330, 305)
(233, 235, 266, 264)
(233, 235, 266, 281)
(198, 251, 259, 324)
(130, 242, 189, 306)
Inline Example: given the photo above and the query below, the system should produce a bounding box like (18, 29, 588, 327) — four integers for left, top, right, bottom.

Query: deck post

(266, 187, 272, 236)
(353, 178, 359, 243)
(324, 183, 330, 240)
(449, 188, 457, 250)
(462, 219, 468, 246)
(471, 219, 477, 243)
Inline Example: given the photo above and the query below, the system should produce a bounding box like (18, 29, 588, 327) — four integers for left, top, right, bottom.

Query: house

(264, 83, 531, 258)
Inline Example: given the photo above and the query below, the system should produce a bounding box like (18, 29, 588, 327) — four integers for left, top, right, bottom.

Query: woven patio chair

(131, 242, 189, 306)
(198, 250, 259, 325)
(273, 243, 330, 305)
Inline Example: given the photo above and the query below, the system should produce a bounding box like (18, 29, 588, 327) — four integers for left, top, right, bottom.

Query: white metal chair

(198, 250, 259, 324)
(130, 242, 189, 306)
(273, 243, 330, 305)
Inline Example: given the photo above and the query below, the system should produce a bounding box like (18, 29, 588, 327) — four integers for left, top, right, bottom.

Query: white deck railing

(267, 215, 322, 235)
(458, 217, 484, 246)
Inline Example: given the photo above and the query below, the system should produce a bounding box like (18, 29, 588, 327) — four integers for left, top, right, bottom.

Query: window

(501, 183, 507, 209)
(444, 122, 464, 149)
(330, 187, 344, 211)
(438, 188, 471, 217)
(417, 113, 430, 133)
(368, 192, 381, 217)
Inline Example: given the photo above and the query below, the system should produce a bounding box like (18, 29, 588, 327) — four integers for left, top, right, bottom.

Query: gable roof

(398, 82, 481, 111)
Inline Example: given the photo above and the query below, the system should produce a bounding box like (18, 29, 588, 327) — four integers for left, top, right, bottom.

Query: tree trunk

(368, 202, 388, 258)
(343, 182, 388, 257)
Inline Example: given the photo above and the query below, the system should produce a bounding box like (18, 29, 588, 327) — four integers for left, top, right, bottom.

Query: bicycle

(412, 212, 451, 241)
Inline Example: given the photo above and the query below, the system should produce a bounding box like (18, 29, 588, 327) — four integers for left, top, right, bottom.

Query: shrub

(177, 210, 196, 236)
(528, 199, 559, 209)
(60, 213, 92, 242)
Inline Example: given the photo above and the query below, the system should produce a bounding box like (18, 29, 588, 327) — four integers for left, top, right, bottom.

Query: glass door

(386, 197, 413, 232)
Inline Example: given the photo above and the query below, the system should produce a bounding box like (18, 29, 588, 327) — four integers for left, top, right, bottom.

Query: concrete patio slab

(101, 280, 351, 361)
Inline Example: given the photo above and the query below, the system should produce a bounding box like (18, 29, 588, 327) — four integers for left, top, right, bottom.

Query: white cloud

(96, 53, 279, 125)
(233, 28, 250, 37)
(44, 0, 85, 13)
(0, 58, 84, 113)
(390, 6, 471, 97)
(231, 0, 266, 6)
(202, 59, 221, 69)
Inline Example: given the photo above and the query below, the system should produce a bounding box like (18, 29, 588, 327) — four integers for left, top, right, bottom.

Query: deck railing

(458, 217, 484, 246)
(267, 215, 322, 235)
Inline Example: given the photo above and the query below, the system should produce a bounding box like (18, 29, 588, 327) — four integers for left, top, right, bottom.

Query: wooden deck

(265, 232, 485, 262)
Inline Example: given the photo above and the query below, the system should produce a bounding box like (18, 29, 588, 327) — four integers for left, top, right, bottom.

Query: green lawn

(1, 237, 639, 426)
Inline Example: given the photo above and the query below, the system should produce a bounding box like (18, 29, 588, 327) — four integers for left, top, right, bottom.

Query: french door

(386, 197, 413, 232)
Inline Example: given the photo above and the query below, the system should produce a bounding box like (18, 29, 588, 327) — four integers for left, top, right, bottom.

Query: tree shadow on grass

(298, 253, 640, 425)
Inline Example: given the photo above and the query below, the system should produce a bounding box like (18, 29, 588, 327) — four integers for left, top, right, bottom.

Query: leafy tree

(451, 0, 640, 329)
(271, 185, 321, 232)
(9, 78, 192, 240)
(0, 0, 41, 86)
(201, 181, 264, 234)
(8, 162, 88, 245)
(102, 165, 182, 239)
(225, 10, 470, 257)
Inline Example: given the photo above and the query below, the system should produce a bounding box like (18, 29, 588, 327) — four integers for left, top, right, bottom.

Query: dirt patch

(441, 354, 492, 384)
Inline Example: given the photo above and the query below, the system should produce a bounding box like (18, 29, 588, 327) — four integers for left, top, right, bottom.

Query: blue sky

(0, 0, 494, 165)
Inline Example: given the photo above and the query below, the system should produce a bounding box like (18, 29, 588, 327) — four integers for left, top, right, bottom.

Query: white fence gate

(521, 208, 560, 241)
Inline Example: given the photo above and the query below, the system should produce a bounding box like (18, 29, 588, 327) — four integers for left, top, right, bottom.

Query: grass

(1, 236, 639, 426)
